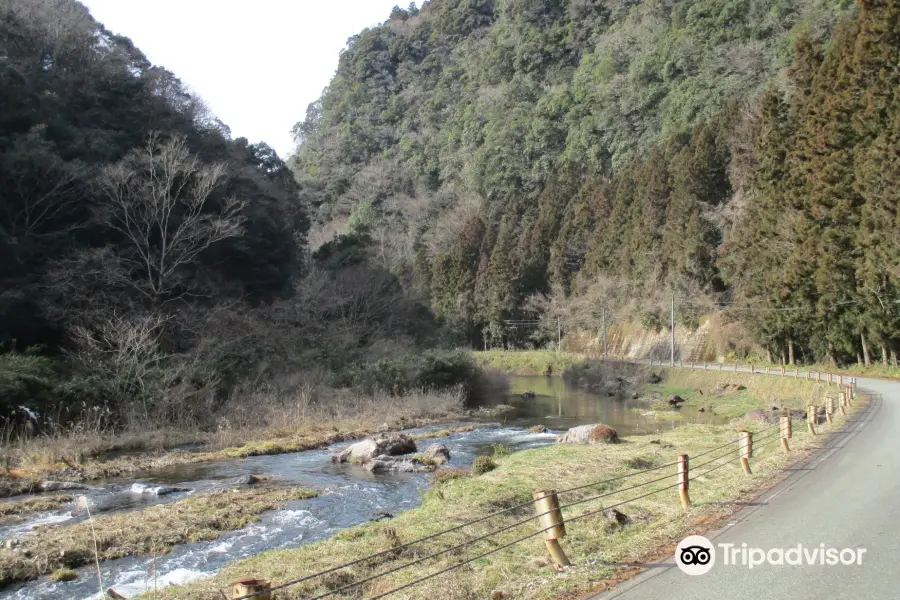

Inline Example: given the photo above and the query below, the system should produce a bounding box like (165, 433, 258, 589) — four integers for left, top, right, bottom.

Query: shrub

(491, 444, 511, 459)
(50, 568, 78, 582)
(640, 310, 665, 333)
(588, 424, 619, 444)
(0, 350, 57, 412)
(431, 467, 470, 486)
(472, 455, 497, 475)
(341, 350, 482, 398)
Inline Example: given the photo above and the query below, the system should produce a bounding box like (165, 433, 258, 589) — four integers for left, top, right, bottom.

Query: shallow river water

(2, 376, 724, 599)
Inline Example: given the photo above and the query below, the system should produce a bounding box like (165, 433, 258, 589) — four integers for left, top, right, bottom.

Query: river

(2, 376, 723, 599)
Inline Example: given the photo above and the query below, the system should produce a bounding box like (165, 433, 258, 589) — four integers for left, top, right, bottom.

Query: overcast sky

(82, 1, 412, 157)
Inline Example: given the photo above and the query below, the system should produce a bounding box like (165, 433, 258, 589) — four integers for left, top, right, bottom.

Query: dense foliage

(292, 0, 900, 365)
(0, 0, 462, 426)
(725, 0, 900, 365)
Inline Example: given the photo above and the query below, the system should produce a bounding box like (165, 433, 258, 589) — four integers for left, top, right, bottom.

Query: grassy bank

(0, 388, 464, 496)
(473, 350, 585, 375)
(651, 369, 828, 419)
(146, 373, 857, 600)
(0, 494, 74, 526)
(0, 486, 318, 586)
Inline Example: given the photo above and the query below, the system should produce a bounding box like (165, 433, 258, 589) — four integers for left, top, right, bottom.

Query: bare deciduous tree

(0, 135, 88, 240)
(95, 134, 246, 304)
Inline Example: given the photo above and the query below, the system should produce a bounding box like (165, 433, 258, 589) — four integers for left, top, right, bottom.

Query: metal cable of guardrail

(368, 479, 689, 600)
(239, 457, 700, 600)
(243, 451, 712, 599)
(555, 458, 681, 495)
(237, 494, 539, 598)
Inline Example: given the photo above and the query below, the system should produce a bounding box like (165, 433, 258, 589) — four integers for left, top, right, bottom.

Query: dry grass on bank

(0, 387, 465, 493)
(0, 486, 318, 586)
(149, 379, 864, 600)
(0, 494, 74, 525)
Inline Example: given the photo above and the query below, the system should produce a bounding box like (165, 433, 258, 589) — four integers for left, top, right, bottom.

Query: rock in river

(38, 481, 90, 492)
(365, 455, 433, 473)
(424, 443, 451, 465)
(332, 433, 418, 464)
(556, 424, 619, 445)
(130, 483, 191, 496)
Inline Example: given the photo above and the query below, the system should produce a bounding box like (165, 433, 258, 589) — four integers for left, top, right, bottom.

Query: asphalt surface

(591, 368, 897, 600)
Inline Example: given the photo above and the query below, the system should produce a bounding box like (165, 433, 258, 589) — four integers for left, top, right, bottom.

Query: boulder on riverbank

(331, 434, 418, 464)
(556, 424, 619, 445)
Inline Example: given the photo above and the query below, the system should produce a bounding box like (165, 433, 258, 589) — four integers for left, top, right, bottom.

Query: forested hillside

(0, 0, 466, 428)
(292, 0, 900, 366)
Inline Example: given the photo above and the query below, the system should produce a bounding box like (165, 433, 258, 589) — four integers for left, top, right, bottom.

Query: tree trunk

(882, 345, 889, 366)
(861, 333, 872, 367)
(892, 349, 898, 367)
(788, 340, 795, 366)
(828, 342, 838, 367)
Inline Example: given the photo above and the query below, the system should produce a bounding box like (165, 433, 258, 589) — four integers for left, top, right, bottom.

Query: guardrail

(223, 362, 863, 600)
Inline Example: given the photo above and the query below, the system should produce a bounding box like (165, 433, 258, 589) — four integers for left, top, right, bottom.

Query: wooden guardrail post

(720, 362, 724, 371)
(806, 370, 810, 381)
(781, 366, 785, 377)
(807, 404, 817, 436)
(740, 431, 753, 474)
(825, 397, 834, 425)
(839, 391, 847, 416)
(815, 372, 821, 384)
(232, 578, 271, 600)
(780, 413, 792, 453)
(794, 367, 799, 379)
(690, 361, 694, 369)
(827, 373, 833, 386)
(765, 366, 770, 375)
(838, 375, 844, 387)
(750, 364, 755, 374)
(533, 490, 571, 567)
(678, 454, 690, 510)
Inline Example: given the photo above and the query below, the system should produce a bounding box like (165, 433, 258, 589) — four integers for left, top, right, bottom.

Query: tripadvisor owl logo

(676, 535, 715, 575)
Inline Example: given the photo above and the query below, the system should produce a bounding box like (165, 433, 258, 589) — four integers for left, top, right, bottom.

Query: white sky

(82, 1, 413, 157)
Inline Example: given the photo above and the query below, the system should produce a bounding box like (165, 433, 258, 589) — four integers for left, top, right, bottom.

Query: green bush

(0, 350, 57, 412)
(472, 455, 497, 475)
(340, 350, 481, 398)
(491, 444, 511, 459)
(640, 310, 665, 333)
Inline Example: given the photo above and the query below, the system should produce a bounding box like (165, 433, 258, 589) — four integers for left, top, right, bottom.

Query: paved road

(591, 370, 897, 600)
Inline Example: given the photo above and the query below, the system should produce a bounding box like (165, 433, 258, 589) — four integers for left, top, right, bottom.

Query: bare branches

(0, 137, 89, 240)
(95, 134, 246, 304)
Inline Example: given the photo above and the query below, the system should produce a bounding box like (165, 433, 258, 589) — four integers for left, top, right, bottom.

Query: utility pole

(557, 316, 562, 351)
(670, 294, 676, 366)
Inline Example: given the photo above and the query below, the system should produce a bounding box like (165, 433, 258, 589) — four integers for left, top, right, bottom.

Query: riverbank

(146, 370, 853, 600)
(0, 388, 466, 498)
(0, 485, 319, 586)
(473, 350, 585, 375)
